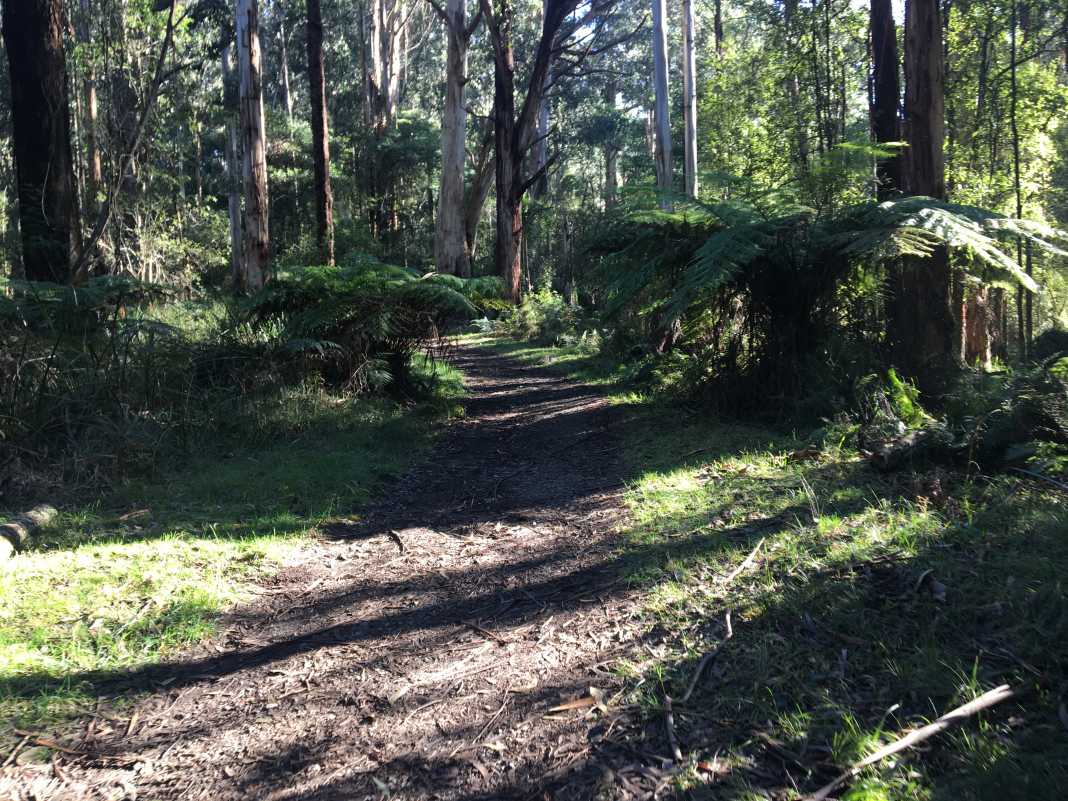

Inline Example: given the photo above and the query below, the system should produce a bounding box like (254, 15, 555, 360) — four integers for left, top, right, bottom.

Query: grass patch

(0, 355, 464, 734)
(618, 411, 1068, 800)
(478, 335, 1068, 797)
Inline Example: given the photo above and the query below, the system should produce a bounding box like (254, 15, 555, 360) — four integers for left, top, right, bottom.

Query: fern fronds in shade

(242, 257, 493, 391)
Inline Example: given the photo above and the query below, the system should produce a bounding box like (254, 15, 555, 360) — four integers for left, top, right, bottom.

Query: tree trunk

(2, 0, 82, 283)
(77, 0, 102, 212)
(964, 287, 992, 368)
(369, 0, 406, 133)
(222, 44, 243, 288)
(491, 18, 523, 302)
(464, 118, 495, 265)
(870, 0, 900, 198)
(279, 19, 293, 129)
(434, 0, 471, 276)
(681, 0, 698, 199)
(306, 0, 335, 265)
(714, 0, 724, 54)
(891, 0, 957, 393)
(237, 0, 270, 291)
(651, 0, 673, 208)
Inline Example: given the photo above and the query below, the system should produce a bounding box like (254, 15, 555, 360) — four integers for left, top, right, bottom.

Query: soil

(4, 346, 675, 800)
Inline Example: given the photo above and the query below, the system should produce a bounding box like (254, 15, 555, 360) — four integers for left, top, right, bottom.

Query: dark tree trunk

(890, 0, 958, 394)
(2, 0, 82, 283)
(870, 0, 900, 198)
(481, 0, 573, 303)
(491, 33, 523, 302)
(306, 0, 335, 265)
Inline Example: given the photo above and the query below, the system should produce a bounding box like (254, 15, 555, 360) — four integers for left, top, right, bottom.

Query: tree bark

(681, 0, 698, 199)
(77, 0, 102, 212)
(279, 18, 293, 129)
(306, 0, 335, 265)
(222, 45, 243, 288)
(870, 0, 900, 198)
(481, 0, 575, 302)
(237, 0, 271, 291)
(604, 80, 619, 208)
(891, 0, 957, 393)
(369, 0, 406, 133)
(434, 0, 472, 276)
(464, 117, 495, 265)
(651, 0, 673, 208)
(1, 0, 82, 283)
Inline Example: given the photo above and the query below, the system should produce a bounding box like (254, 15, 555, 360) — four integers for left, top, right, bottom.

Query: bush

(504, 286, 586, 345)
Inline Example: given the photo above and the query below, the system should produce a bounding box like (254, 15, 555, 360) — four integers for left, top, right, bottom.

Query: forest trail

(15, 346, 659, 800)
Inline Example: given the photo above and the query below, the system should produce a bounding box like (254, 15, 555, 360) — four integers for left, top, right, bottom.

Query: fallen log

(0, 504, 58, 560)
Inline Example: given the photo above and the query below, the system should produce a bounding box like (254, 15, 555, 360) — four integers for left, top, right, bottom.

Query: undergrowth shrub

(0, 258, 489, 502)
(505, 285, 589, 345)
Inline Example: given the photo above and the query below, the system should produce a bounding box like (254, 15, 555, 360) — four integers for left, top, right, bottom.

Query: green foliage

(243, 259, 477, 391)
(504, 285, 588, 346)
(585, 191, 1066, 414)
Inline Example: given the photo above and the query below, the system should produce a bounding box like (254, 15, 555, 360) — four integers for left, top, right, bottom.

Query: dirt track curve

(6, 346, 682, 800)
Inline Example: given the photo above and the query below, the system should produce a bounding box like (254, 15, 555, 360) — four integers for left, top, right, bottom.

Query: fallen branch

(0, 504, 57, 560)
(719, 538, 764, 585)
(808, 684, 1018, 800)
(664, 611, 733, 762)
(1009, 467, 1068, 493)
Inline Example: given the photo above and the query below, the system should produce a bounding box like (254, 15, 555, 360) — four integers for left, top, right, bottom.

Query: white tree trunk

(434, 0, 470, 276)
(279, 20, 293, 129)
(369, 0, 406, 132)
(681, 0, 698, 199)
(237, 0, 270, 291)
(222, 44, 243, 287)
(651, 0, 673, 208)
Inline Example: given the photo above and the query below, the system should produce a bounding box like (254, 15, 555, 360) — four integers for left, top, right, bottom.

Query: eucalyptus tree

(306, 0, 335, 265)
(238, 0, 271, 290)
(1, 0, 81, 282)
(428, 0, 482, 276)
(650, 0, 671, 207)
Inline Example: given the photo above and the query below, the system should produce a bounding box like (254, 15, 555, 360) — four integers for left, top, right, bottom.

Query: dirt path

(9, 346, 669, 800)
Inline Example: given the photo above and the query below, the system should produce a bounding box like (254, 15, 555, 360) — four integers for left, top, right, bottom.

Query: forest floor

(3, 340, 1068, 800)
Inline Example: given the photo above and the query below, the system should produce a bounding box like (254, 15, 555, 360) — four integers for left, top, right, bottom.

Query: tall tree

(651, 0, 672, 207)
(870, 0, 900, 198)
(237, 0, 271, 291)
(890, 0, 957, 390)
(221, 43, 243, 287)
(369, 0, 407, 133)
(481, 0, 586, 302)
(681, 0, 698, 199)
(430, 0, 480, 276)
(76, 0, 102, 212)
(1, 0, 82, 283)
(306, 0, 335, 265)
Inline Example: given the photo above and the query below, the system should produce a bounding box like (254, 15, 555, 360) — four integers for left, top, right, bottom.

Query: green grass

(0, 353, 464, 734)
(620, 411, 1068, 800)
(480, 333, 1068, 799)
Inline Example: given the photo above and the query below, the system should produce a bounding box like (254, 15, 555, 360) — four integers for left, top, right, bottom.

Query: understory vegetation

(486, 333, 1068, 800)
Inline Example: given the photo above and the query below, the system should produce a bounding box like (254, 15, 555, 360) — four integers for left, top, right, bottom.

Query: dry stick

(807, 684, 1019, 801)
(1008, 467, 1068, 493)
(719, 538, 765, 585)
(664, 611, 733, 762)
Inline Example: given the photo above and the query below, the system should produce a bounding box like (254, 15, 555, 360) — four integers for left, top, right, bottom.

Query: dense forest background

(3, 2, 1068, 799)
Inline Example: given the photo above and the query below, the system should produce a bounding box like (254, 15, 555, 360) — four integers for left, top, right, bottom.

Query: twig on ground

(1008, 467, 1068, 493)
(719, 539, 765, 585)
(3, 735, 29, 768)
(807, 684, 1018, 800)
(663, 611, 733, 762)
(449, 697, 510, 758)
